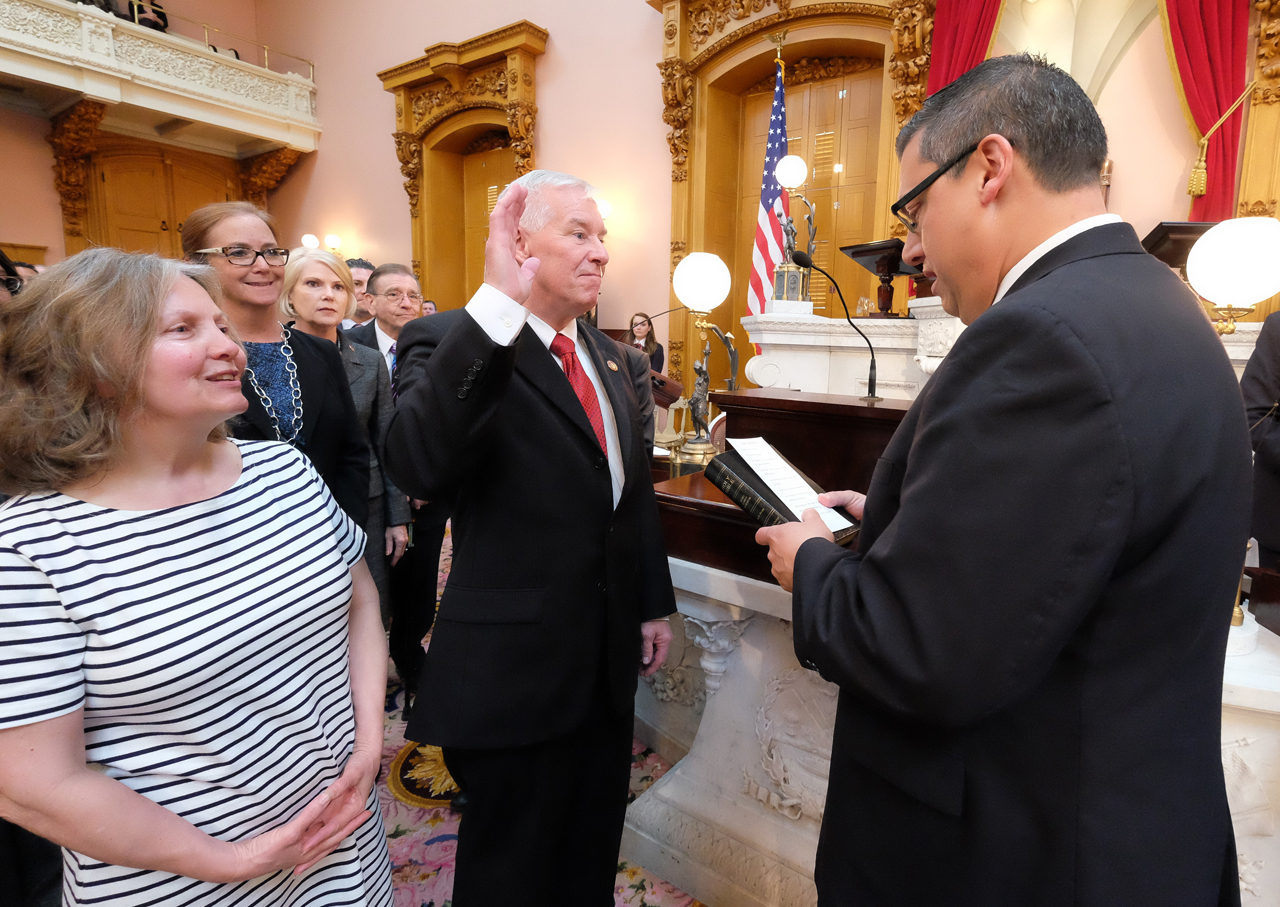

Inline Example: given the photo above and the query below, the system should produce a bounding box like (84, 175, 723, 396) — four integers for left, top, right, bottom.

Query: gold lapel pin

(606, 360, 619, 371)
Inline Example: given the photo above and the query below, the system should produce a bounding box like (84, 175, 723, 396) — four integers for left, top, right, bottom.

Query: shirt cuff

(465, 284, 529, 347)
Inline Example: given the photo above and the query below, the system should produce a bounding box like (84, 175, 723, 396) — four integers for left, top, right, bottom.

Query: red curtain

(1161, 0, 1250, 222)
(926, 0, 1005, 96)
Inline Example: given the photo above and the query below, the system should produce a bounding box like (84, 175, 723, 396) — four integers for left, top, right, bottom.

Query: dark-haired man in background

(343, 257, 376, 328)
(758, 54, 1250, 906)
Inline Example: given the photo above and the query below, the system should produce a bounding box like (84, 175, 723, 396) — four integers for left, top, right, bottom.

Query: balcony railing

(0, 0, 320, 149)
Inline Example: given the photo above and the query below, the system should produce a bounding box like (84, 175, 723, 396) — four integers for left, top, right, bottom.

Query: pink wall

(253, 0, 673, 337)
(159, 0, 263, 68)
(1095, 17, 1199, 240)
(0, 106, 67, 264)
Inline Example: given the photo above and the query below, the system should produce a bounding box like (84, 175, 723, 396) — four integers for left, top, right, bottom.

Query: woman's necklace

(243, 326, 304, 445)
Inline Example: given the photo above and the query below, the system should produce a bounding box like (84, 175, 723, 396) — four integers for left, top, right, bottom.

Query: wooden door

(735, 70, 884, 325)
(170, 158, 235, 241)
(462, 146, 517, 301)
(98, 153, 173, 255)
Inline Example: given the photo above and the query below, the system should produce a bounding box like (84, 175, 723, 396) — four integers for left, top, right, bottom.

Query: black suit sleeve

(316, 337, 371, 525)
(651, 343, 664, 375)
(371, 354, 412, 527)
(1241, 313, 1280, 474)
(616, 340, 655, 451)
(792, 305, 1132, 728)
(384, 311, 519, 501)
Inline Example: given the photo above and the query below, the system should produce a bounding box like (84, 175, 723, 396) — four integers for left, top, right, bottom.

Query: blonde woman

(0, 249, 391, 906)
(282, 247, 410, 626)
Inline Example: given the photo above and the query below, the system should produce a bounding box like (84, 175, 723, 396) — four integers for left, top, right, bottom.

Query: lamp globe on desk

(672, 252, 733, 467)
(774, 154, 808, 192)
(1186, 217, 1280, 335)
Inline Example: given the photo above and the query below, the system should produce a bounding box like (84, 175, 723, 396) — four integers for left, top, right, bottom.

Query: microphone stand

(791, 251, 880, 402)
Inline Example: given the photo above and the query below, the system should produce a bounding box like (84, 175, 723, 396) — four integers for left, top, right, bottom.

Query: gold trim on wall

(379, 21, 547, 302)
(658, 0, 925, 388)
(1235, 1, 1280, 319)
(48, 99, 108, 256)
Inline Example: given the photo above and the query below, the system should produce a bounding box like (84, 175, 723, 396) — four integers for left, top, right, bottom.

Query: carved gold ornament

(889, 0, 935, 126)
(46, 99, 107, 240)
(238, 148, 302, 209)
(393, 131, 422, 215)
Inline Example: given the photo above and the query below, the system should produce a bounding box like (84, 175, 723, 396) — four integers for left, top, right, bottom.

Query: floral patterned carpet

(376, 526, 701, 907)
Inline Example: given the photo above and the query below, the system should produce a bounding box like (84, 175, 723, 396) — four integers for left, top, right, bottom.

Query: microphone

(791, 251, 880, 402)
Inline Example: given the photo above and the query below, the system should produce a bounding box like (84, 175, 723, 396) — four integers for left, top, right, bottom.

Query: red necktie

(549, 333, 608, 455)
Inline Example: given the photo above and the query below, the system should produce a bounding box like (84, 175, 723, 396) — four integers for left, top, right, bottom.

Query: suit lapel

(513, 323, 602, 452)
(578, 323, 635, 466)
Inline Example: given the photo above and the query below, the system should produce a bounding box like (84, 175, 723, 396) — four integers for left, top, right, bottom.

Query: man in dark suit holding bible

(384, 170, 675, 906)
(758, 55, 1251, 906)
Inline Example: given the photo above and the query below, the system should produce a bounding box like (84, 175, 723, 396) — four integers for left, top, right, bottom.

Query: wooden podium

(653, 387, 910, 583)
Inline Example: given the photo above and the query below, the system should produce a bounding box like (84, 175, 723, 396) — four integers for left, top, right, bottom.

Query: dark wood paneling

(656, 389, 910, 581)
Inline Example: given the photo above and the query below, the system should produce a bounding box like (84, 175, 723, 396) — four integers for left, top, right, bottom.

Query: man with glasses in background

(756, 54, 1251, 906)
(348, 263, 445, 718)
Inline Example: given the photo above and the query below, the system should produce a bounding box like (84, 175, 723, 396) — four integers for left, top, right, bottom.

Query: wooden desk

(655, 389, 911, 582)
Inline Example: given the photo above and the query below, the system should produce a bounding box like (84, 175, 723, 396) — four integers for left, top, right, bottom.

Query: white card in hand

(727, 437, 854, 532)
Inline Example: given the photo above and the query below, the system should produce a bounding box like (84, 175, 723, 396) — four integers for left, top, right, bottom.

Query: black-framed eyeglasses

(1, 276, 22, 296)
(196, 246, 290, 267)
(891, 143, 980, 234)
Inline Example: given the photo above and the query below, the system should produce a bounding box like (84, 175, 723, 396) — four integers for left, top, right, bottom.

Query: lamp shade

(774, 154, 808, 190)
(672, 252, 731, 314)
(1186, 217, 1280, 307)
(300, 234, 320, 249)
(324, 234, 342, 250)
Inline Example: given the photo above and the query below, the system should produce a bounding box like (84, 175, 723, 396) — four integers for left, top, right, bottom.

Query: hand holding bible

(756, 509, 835, 591)
(483, 182, 541, 304)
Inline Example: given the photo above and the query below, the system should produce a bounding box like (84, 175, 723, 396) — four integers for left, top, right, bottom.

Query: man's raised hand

(484, 183, 540, 305)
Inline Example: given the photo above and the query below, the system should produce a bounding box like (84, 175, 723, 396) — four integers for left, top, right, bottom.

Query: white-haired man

(385, 170, 675, 905)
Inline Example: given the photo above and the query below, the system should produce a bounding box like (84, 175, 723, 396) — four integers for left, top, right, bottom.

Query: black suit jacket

(345, 319, 379, 355)
(1240, 313, 1280, 550)
(385, 308, 676, 749)
(793, 224, 1250, 906)
(228, 327, 369, 525)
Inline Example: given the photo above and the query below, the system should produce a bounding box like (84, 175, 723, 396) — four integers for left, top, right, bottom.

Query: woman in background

(282, 247, 410, 626)
(621, 311, 664, 373)
(0, 249, 391, 906)
(182, 202, 369, 525)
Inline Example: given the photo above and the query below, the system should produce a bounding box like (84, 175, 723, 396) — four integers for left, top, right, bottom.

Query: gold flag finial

(767, 30, 788, 79)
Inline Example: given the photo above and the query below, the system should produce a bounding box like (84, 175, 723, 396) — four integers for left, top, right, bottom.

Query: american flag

(747, 60, 790, 321)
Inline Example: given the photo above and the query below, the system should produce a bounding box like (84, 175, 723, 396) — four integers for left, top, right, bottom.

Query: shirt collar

(374, 320, 397, 354)
(992, 213, 1122, 305)
(526, 313, 578, 352)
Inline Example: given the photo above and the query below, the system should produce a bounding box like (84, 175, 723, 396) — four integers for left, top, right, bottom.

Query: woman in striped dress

(0, 249, 392, 906)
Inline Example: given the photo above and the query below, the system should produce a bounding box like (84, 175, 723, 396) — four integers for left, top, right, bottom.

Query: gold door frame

(379, 21, 548, 293)
(654, 0, 935, 386)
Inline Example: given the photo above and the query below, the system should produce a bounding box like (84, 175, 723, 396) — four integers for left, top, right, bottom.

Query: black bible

(704, 447, 860, 545)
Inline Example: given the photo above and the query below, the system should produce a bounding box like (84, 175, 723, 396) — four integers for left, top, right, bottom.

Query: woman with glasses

(279, 247, 410, 627)
(182, 202, 369, 525)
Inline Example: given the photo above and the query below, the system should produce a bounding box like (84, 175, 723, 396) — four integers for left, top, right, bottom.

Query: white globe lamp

(672, 252, 732, 314)
(1187, 217, 1280, 334)
(774, 154, 808, 190)
(300, 234, 320, 249)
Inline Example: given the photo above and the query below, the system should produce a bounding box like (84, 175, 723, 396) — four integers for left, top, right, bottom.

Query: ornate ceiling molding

(745, 55, 880, 93)
(687, 0, 792, 50)
(687, 3, 894, 72)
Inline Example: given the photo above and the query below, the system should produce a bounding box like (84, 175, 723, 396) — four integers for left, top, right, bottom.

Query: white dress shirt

(373, 321, 398, 375)
(466, 283, 625, 508)
(992, 213, 1123, 306)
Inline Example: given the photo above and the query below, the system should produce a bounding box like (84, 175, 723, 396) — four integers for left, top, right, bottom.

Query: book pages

(727, 438, 854, 533)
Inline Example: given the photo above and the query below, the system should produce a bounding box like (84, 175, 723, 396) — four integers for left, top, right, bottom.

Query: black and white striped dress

(0, 440, 393, 906)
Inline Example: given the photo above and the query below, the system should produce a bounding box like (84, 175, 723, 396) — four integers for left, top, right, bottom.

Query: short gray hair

(897, 54, 1107, 193)
(499, 169, 598, 233)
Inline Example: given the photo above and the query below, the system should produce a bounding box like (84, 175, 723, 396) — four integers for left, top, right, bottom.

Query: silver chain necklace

(243, 325, 304, 445)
